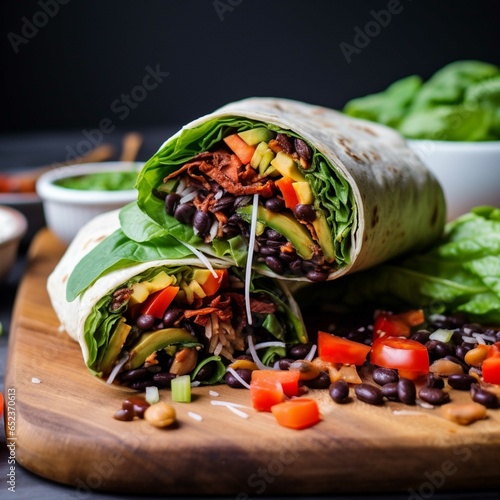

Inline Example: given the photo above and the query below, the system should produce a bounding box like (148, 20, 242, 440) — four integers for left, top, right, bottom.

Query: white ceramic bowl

(408, 140, 500, 221)
(36, 161, 143, 244)
(0, 205, 28, 281)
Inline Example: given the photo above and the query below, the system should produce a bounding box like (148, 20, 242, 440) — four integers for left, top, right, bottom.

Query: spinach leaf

(66, 228, 194, 301)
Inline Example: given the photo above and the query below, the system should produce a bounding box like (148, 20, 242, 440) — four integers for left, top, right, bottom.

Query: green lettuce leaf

(296, 206, 500, 323)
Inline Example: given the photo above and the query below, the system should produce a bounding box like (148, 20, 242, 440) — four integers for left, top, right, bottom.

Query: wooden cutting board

(4, 229, 500, 496)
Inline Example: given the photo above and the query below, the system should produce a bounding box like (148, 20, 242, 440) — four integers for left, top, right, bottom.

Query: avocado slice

(126, 328, 200, 370)
(237, 205, 315, 260)
(97, 318, 132, 374)
(311, 210, 336, 262)
(239, 127, 274, 146)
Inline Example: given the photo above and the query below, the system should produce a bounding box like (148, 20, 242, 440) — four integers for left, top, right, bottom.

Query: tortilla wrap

(47, 210, 306, 382)
(133, 97, 446, 282)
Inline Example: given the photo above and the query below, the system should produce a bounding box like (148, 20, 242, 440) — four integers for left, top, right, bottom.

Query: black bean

(372, 367, 399, 386)
(162, 307, 183, 327)
(129, 380, 155, 391)
(265, 256, 284, 275)
(289, 343, 313, 359)
(222, 223, 239, 238)
(418, 387, 450, 406)
(304, 371, 331, 389)
(448, 373, 477, 391)
(426, 372, 445, 389)
(305, 270, 329, 282)
(119, 367, 151, 383)
(276, 133, 293, 154)
(122, 396, 150, 418)
(381, 382, 399, 401)
(233, 195, 252, 209)
(266, 229, 283, 240)
(289, 260, 304, 276)
(434, 341, 455, 359)
(454, 345, 469, 360)
(397, 378, 416, 405)
(470, 383, 499, 409)
(225, 368, 252, 388)
(193, 210, 212, 234)
(410, 329, 431, 344)
(212, 195, 235, 212)
(174, 203, 195, 224)
(266, 239, 284, 249)
(294, 138, 312, 161)
(265, 197, 285, 212)
(329, 380, 350, 404)
(279, 252, 297, 264)
(354, 383, 384, 406)
(165, 193, 181, 216)
(113, 408, 134, 421)
(193, 363, 215, 382)
(277, 358, 293, 370)
(444, 355, 469, 373)
(294, 204, 316, 222)
(136, 314, 156, 330)
(259, 246, 279, 256)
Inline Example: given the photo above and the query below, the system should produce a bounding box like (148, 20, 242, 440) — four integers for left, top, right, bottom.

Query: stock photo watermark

(213, 0, 244, 22)
(407, 443, 481, 499)
(235, 436, 308, 499)
(65, 64, 169, 162)
(339, 0, 413, 63)
(7, 0, 71, 54)
(5, 388, 17, 493)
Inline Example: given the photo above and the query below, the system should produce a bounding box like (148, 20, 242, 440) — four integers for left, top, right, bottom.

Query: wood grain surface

(4, 229, 500, 496)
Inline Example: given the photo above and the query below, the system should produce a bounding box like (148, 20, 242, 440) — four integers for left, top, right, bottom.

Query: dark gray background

(2, 0, 500, 134)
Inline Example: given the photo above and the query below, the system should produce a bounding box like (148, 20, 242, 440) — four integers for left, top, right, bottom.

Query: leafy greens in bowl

(343, 60, 500, 142)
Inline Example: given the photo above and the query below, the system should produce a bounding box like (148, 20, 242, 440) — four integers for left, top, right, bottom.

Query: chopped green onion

(145, 386, 160, 405)
(171, 375, 191, 403)
(429, 328, 454, 343)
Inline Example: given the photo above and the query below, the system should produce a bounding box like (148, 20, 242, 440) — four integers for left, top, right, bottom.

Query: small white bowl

(36, 162, 142, 244)
(408, 140, 500, 221)
(0, 205, 28, 281)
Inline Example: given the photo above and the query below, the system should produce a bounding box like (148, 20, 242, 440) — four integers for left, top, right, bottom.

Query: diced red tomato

(0, 391, 3, 417)
(276, 176, 299, 210)
(251, 369, 300, 397)
(317, 331, 371, 366)
(140, 286, 179, 319)
(250, 378, 284, 412)
(223, 134, 256, 164)
(201, 269, 228, 297)
(370, 336, 429, 374)
(482, 341, 500, 385)
(271, 399, 321, 430)
(373, 309, 425, 339)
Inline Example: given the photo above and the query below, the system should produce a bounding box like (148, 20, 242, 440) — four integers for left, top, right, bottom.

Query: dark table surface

(0, 129, 499, 500)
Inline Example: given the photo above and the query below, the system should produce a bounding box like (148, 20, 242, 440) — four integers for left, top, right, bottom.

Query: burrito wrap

(47, 210, 230, 365)
(138, 97, 446, 281)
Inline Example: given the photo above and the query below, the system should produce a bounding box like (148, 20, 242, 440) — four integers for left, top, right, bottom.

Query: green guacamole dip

(55, 170, 138, 191)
